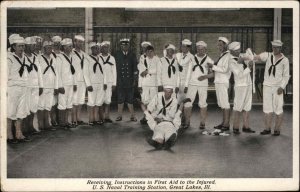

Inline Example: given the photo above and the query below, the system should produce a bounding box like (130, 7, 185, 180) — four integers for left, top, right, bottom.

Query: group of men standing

(7, 33, 290, 149)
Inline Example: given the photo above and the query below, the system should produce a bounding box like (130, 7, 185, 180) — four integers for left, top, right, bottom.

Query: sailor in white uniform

(99, 41, 117, 123)
(207, 37, 232, 131)
(158, 44, 180, 94)
(176, 39, 194, 103)
(228, 42, 255, 134)
(138, 45, 161, 124)
(184, 41, 214, 129)
(72, 35, 92, 126)
(254, 40, 290, 136)
(7, 36, 31, 143)
(37, 41, 59, 131)
(24, 36, 44, 133)
(57, 38, 77, 128)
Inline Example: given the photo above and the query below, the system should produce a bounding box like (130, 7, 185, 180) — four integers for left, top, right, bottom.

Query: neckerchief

(90, 55, 103, 74)
(13, 55, 29, 77)
(62, 53, 75, 75)
(269, 54, 284, 77)
(193, 55, 207, 73)
(42, 55, 56, 75)
(165, 57, 176, 78)
(25, 54, 38, 72)
(74, 50, 84, 69)
(158, 96, 173, 116)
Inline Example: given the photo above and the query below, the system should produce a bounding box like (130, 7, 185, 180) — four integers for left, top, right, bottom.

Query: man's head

(52, 35, 62, 50)
(165, 44, 175, 57)
(74, 35, 85, 50)
(146, 45, 155, 58)
(181, 39, 192, 54)
(141, 41, 151, 54)
(271, 40, 283, 55)
(101, 41, 111, 55)
(228, 41, 241, 57)
(43, 41, 54, 55)
(164, 86, 174, 100)
(89, 42, 99, 55)
(61, 38, 73, 54)
(12, 36, 25, 55)
(196, 41, 207, 56)
(120, 38, 130, 52)
(33, 36, 43, 53)
(217, 37, 229, 53)
(24, 37, 36, 53)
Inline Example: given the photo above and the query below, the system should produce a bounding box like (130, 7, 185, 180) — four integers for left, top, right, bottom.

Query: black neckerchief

(100, 55, 114, 65)
(144, 58, 148, 69)
(62, 53, 75, 75)
(165, 57, 176, 78)
(51, 52, 57, 58)
(158, 96, 173, 116)
(178, 54, 187, 72)
(25, 54, 38, 72)
(74, 50, 84, 69)
(90, 55, 103, 74)
(233, 57, 247, 70)
(214, 51, 228, 65)
(13, 55, 29, 77)
(269, 54, 284, 77)
(193, 55, 207, 73)
(42, 55, 56, 75)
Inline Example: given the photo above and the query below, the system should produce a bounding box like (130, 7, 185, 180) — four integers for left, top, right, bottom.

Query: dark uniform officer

(114, 38, 138, 121)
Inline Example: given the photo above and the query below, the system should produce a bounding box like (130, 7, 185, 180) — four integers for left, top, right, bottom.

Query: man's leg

(274, 113, 283, 135)
(37, 110, 44, 131)
(88, 106, 94, 124)
(261, 113, 272, 135)
(76, 104, 83, 123)
(200, 107, 207, 129)
(7, 119, 14, 140)
(232, 110, 240, 134)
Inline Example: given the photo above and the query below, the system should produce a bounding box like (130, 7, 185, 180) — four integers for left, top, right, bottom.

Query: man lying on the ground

(138, 98, 191, 150)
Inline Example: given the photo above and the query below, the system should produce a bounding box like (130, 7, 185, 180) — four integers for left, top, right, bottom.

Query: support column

(85, 8, 93, 54)
(273, 8, 282, 40)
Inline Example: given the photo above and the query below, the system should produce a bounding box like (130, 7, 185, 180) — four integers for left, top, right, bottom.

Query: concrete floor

(7, 105, 293, 178)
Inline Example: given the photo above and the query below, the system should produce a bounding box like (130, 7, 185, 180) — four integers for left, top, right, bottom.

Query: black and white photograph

(0, 0, 299, 191)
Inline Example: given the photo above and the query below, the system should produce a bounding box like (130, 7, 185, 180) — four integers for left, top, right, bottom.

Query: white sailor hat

(164, 85, 174, 89)
(43, 41, 53, 47)
(12, 36, 25, 44)
(74, 35, 85, 41)
(52, 35, 62, 43)
(25, 37, 37, 45)
(271, 39, 283, 47)
(33, 36, 43, 43)
(182, 39, 192, 46)
(61, 38, 73, 46)
(218, 37, 229, 45)
(196, 41, 207, 48)
(8, 34, 20, 45)
(228, 41, 241, 51)
(89, 42, 98, 48)
(101, 41, 111, 46)
(120, 38, 130, 45)
(141, 41, 151, 47)
(166, 44, 176, 50)
(96, 42, 102, 47)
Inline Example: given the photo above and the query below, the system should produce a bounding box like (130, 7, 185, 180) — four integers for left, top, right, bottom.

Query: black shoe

(146, 138, 163, 150)
(242, 127, 255, 133)
(70, 122, 77, 128)
(104, 118, 113, 123)
(95, 120, 104, 125)
(140, 117, 147, 124)
(17, 137, 31, 142)
(116, 116, 122, 121)
(214, 124, 223, 129)
(260, 129, 271, 135)
(130, 116, 137, 122)
(164, 133, 177, 149)
(182, 124, 190, 130)
(77, 121, 85, 125)
(273, 130, 280, 136)
(51, 121, 59, 127)
(7, 139, 18, 144)
(64, 124, 73, 129)
(199, 124, 205, 130)
(233, 128, 240, 135)
(221, 126, 230, 131)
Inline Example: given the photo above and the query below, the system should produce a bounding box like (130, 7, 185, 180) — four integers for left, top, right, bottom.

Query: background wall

(7, 8, 293, 103)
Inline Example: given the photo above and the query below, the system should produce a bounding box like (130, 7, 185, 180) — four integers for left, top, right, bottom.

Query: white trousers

(233, 85, 252, 112)
(141, 86, 157, 105)
(58, 85, 74, 110)
(263, 85, 284, 115)
(73, 81, 86, 105)
(215, 83, 230, 109)
(87, 83, 105, 107)
(7, 86, 28, 120)
(38, 88, 54, 111)
(184, 85, 208, 108)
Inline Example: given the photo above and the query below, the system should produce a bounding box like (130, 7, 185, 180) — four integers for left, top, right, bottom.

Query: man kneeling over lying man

(138, 86, 191, 150)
